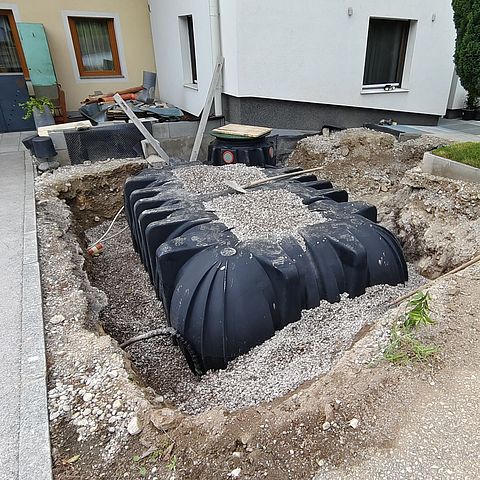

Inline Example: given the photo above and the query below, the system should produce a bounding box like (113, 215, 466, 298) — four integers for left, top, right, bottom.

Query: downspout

(209, 0, 223, 116)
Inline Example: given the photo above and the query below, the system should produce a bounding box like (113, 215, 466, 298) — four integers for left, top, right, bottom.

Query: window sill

(361, 87, 409, 95)
(184, 83, 198, 91)
(79, 74, 124, 80)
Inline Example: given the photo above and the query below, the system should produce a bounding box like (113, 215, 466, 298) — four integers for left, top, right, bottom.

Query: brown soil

(35, 131, 480, 480)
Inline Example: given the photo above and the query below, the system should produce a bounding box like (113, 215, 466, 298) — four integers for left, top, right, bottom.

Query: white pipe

(209, 0, 223, 116)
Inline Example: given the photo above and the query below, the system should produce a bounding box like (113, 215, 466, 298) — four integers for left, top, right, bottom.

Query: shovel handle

(243, 166, 325, 189)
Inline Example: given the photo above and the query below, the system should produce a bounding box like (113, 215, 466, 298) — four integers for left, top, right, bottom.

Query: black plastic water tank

(124, 166, 408, 373)
(207, 136, 276, 167)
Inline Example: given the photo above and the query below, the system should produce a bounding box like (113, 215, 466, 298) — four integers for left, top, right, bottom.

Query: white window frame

(62, 10, 128, 84)
(361, 17, 417, 94)
(178, 14, 198, 90)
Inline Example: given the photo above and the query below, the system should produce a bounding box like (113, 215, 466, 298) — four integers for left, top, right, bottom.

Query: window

(68, 16, 121, 77)
(363, 18, 410, 88)
(179, 15, 197, 86)
(0, 9, 28, 77)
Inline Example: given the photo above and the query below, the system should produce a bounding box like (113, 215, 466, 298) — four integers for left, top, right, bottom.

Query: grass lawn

(433, 142, 480, 169)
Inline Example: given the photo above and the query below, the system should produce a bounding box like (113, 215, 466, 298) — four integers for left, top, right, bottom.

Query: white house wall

(150, 0, 458, 117)
(148, 0, 214, 116)
(222, 0, 457, 116)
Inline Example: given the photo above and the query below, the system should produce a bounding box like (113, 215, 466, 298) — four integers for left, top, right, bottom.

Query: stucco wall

(222, 0, 457, 117)
(150, 0, 458, 118)
(5, 0, 155, 110)
(149, 0, 214, 116)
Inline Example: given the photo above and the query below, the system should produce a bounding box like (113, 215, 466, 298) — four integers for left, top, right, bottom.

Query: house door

(0, 9, 34, 132)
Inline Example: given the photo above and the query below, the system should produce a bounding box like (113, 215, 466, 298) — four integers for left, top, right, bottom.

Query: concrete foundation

(222, 94, 440, 131)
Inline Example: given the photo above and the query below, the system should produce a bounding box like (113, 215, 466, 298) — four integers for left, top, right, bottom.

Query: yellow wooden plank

(212, 123, 272, 138)
(38, 120, 92, 137)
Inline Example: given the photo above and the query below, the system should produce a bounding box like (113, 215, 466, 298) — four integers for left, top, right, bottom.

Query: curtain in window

(363, 19, 409, 86)
(75, 18, 114, 71)
(0, 14, 22, 73)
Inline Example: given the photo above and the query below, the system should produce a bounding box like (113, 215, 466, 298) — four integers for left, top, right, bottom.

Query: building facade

(149, 0, 466, 129)
(1, 0, 155, 111)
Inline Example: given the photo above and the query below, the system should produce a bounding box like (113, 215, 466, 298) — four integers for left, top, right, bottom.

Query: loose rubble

(172, 163, 266, 194)
(204, 189, 326, 244)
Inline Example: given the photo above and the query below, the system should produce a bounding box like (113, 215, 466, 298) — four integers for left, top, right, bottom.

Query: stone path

(0, 146, 52, 480)
(402, 118, 480, 142)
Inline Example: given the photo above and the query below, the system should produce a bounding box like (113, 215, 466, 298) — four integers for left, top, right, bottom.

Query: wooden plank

(113, 94, 169, 161)
(189, 57, 224, 163)
(212, 123, 272, 138)
(18, 23, 57, 86)
(37, 120, 92, 137)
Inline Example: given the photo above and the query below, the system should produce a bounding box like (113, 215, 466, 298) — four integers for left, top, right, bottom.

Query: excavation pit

(35, 129, 480, 479)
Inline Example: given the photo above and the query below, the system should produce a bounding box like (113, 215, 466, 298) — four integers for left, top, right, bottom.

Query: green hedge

(452, 0, 480, 108)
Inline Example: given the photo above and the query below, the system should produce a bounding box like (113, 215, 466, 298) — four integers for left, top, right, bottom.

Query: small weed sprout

(384, 291, 439, 364)
(167, 455, 178, 472)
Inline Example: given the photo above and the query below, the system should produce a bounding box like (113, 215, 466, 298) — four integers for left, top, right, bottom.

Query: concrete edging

(422, 151, 480, 184)
(18, 154, 53, 480)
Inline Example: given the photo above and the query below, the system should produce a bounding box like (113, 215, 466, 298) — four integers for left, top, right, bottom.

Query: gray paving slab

(0, 152, 52, 480)
(0, 151, 25, 480)
(0, 132, 21, 147)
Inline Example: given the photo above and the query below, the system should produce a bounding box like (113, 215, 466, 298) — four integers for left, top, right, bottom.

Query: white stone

(83, 392, 93, 402)
(228, 468, 241, 478)
(127, 416, 142, 435)
(349, 418, 360, 429)
(50, 314, 65, 324)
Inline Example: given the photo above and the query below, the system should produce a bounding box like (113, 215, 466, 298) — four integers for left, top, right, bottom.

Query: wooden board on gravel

(212, 123, 272, 138)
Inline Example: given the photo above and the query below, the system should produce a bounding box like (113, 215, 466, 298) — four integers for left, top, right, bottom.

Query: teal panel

(18, 23, 56, 86)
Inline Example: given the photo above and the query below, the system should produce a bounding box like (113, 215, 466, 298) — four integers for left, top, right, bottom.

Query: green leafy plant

(384, 291, 438, 364)
(167, 455, 177, 472)
(19, 96, 55, 120)
(452, 0, 480, 109)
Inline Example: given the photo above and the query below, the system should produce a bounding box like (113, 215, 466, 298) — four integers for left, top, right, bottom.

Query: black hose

(120, 327, 204, 376)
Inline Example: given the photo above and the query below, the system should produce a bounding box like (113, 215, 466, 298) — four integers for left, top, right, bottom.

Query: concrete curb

(422, 151, 480, 184)
(18, 154, 53, 480)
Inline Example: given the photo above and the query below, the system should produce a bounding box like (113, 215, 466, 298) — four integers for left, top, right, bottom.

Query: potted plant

(20, 96, 55, 128)
(463, 93, 479, 121)
(452, 0, 480, 121)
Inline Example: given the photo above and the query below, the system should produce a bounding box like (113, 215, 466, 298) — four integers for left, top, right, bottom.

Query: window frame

(0, 9, 29, 79)
(67, 15, 122, 78)
(179, 14, 198, 89)
(362, 17, 410, 90)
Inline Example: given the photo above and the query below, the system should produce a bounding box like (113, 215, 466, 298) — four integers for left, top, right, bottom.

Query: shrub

(452, 0, 480, 108)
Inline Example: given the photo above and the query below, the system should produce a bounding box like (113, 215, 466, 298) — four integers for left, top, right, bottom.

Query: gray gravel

(172, 163, 266, 194)
(176, 267, 425, 414)
(204, 189, 325, 245)
(86, 219, 425, 414)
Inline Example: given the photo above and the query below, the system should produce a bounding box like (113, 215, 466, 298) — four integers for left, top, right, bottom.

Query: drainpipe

(209, 0, 223, 116)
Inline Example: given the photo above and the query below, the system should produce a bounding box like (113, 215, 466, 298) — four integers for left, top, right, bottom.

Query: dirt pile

(381, 168, 480, 278)
(289, 128, 447, 204)
(288, 128, 479, 278)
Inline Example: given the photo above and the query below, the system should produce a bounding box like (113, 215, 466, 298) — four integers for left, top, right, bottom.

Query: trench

(55, 163, 447, 415)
